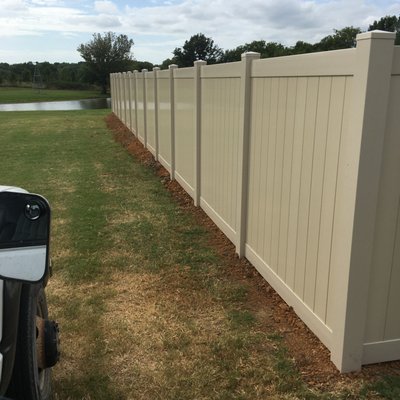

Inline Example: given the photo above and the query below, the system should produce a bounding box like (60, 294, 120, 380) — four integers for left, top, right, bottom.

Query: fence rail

(110, 31, 400, 372)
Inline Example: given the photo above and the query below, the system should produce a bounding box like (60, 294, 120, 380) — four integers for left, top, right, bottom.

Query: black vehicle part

(0, 281, 22, 395)
(6, 284, 52, 400)
(36, 318, 60, 369)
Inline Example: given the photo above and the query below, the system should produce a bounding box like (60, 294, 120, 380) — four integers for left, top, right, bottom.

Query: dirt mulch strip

(105, 113, 400, 393)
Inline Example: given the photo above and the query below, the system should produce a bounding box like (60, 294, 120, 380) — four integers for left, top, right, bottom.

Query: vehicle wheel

(6, 284, 52, 400)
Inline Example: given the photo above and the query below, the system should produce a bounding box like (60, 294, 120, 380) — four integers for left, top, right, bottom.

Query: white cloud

(0, 0, 399, 63)
(94, 0, 119, 14)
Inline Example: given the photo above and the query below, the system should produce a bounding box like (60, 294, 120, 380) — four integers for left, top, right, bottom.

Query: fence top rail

(201, 61, 241, 79)
(392, 47, 400, 75)
(158, 69, 171, 78)
(174, 67, 194, 79)
(252, 48, 356, 78)
(145, 71, 155, 78)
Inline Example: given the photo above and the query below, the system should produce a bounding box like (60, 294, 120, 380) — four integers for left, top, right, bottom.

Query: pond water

(0, 97, 111, 112)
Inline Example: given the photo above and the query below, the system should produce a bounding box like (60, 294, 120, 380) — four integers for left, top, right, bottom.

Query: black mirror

(0, 191, 50, 283)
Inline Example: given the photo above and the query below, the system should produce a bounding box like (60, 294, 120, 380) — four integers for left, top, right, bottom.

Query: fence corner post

(194, 60, 207, 207)
(330, 30, 395, 372)
(153, 67, 160, 161)
(235, 52, 260, 258)
(169, 64, 178, 180)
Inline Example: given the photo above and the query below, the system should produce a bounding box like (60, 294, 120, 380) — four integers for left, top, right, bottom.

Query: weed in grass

(228, 310, 256, 329)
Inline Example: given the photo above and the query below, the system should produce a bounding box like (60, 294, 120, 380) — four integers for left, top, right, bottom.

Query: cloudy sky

(0, 0, 399, 64)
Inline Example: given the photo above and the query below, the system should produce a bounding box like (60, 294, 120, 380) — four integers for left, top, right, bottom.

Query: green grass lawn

(0, 109, 397, 400)
(0, 87, 107, 104)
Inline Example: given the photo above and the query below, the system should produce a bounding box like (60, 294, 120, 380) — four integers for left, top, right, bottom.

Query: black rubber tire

(6, 283, 52, 400)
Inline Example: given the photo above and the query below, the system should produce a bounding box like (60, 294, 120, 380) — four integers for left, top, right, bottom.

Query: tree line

(167, 15, 399, 67)
(1, 15, 398, 92)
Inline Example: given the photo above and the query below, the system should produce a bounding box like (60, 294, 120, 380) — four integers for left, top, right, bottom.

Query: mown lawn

(0, 87, 107, 104)
(0, 109, 397, 399)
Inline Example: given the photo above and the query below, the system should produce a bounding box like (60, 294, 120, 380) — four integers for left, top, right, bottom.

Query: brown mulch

(105, 113, 400, 393)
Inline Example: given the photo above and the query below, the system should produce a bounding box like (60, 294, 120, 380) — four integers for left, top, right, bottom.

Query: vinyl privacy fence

(110, 31, 400, 373)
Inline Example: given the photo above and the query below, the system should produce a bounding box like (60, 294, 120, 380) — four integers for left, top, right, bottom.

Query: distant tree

(315, 26, 361, 51)
(223, 40, 288, 62)
(368, 15, 400, 44)
(290, 40, 314, 55)
(130, 60, 154, 71)
(159, 58, 175, 70)
(173, 33, 223, 67)
(77, 32, 134, 94)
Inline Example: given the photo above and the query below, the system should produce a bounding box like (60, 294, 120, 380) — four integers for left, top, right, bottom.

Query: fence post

(117, 73, 121, 118)
(142, 69, 148, 147)
(153, 67, 160, 161)
(126, 71, 132, 131)
(133, 70, 139, 136)
(330, 31, 395, 372)
(122, 72, 128, 124)
(194, 60, 207, 207)
(236, 52, 260, 257)
(128, 71, 134, 134)
(169, 64, 178, 180)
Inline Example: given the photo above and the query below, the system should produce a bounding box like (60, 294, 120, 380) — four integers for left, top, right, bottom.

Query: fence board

(136, 73, 145, 143)
(200, 76, 241, 240)
(146, 72, 156, 154)
(157, 75, 172, 170)
(174, 77, 195, 196)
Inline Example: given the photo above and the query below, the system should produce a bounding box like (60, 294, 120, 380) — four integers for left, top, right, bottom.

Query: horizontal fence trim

(174, 67, 194, 78)
(200, 198, 237, 244)
(145, 71, 155, 78)
(158, 155, 171, 173)
(158, 70, 170, 79)
(201, 61, 241, 78)
(174, 172, 195, 199)
(362, 339, 400, 365)
(252, 49, 355, 78)
(392, 47, 400, 75)
(245, 244, 333, 349)
(147, 144, 156, 156)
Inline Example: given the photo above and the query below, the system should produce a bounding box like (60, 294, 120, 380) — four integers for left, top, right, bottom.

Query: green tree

(77, 32, 134, 94)
(173, 33, 223, 67)
(223, 40, 288, 62)
(290, 40, 314, 55)
(159, 58, 174, 70)
(368, 15, 400, 44)
(315, 26, 361, 51)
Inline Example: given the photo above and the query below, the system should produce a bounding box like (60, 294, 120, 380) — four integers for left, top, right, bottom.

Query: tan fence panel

(122, 72, 128, 125)
(128, 72, 136, 133)
(200, 63, 241, 244)
(136, 72, 145, 143)
(116, 73, 123, 121)
(363, 71, 400, 362)
(245, 52, 354, 348)
(157, 69, 172, 171)
(174, 68, 195, 197)
(146, 71, 156, 155)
